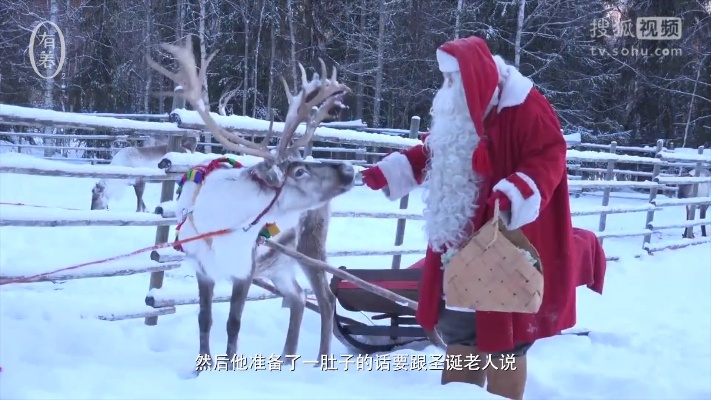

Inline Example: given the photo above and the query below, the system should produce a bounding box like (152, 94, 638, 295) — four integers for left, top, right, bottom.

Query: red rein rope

(0, 228, 234, 285)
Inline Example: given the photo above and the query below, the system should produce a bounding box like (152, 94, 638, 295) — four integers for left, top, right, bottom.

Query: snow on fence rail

(1, 105, 710, 324)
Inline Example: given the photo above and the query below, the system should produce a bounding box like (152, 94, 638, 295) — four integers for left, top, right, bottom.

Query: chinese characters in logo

(36, 30, 57, 70)
(590, 16, 682, 40)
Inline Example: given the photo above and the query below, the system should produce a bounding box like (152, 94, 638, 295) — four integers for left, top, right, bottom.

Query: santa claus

(360, 36, 579, 400)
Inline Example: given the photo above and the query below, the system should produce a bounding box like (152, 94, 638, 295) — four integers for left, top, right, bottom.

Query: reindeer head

(146, 35, 356, 206)
(90, 181, 108, 210)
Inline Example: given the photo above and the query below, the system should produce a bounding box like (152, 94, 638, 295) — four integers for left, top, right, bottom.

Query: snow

(566, 149, 661, 164)
(0, 203, 176, 226)
(1, 170, 711, 399)
(0, 153, 168, 178)
(0, 104, 187, 133)
(562, 131, 581, 146)
(656, 175, 711, 184)
(172, 109, 424, 149)
(659, 148, 711, 163)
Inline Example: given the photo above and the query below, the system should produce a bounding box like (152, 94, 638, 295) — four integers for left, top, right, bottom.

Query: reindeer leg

(225, 275, 253, 370)
(701, 205, 707, 237)
(684, 206, 695, 239)
(300, 264, 336, 362)
(133, 180, 147, 213)
(295, 205, 337, 363)
(196, 272, 215, 375)
(270, 269, 306, 362)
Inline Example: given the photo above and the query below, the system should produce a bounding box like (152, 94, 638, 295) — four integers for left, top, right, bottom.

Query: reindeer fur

(196, 204, 337, 368)
(90, 138, 196, 212)
(678, 167, 710, 238)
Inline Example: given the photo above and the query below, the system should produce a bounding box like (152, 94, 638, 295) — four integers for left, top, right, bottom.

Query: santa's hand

(487, 190, 512, 212)
(490, 172, 543, 230)
(361, 166, 388, 191)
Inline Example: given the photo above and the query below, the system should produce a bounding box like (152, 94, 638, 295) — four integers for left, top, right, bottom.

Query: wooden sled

(329, 258, 444, 353)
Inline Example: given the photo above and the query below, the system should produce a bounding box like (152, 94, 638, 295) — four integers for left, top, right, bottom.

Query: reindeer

(146, 36, 355, 373)
(678, 167, 710, 238)
(90, 135, 197, 212)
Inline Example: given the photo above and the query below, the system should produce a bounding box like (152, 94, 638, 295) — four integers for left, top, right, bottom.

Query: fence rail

(1, 103, 710, 325)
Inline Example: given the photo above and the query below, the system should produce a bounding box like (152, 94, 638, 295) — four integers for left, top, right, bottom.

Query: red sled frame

(329, 258, 446, 353)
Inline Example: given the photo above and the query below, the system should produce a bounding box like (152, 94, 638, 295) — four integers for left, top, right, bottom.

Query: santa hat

(435, 36, 500, 176)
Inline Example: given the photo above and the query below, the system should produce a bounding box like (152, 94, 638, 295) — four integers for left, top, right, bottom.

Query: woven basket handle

(486, 198, 501, 249)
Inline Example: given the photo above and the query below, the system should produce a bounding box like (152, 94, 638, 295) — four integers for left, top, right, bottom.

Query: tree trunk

(242, 9, 250, 116)
(372, 0, 386, 128)
(454, 0, 464, 39)
(252, 0, 267, 118)
(43, 0, 60, 157)
(287, 0, 298, 89)
(199, 0, 209, 107)
(355, 0, 367, 120)
(143, 0, 153, 114)
(514, 0, 526, 69)
(267, 20, 276, 121)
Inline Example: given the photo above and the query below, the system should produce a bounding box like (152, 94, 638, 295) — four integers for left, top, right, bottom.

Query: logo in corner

(29, 20, 66, 79)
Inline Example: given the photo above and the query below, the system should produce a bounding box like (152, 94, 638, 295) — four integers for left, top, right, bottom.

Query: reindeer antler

(277, 58, 351, 159)
(146, 36, 275, 161)
(217, 84, 241, 116)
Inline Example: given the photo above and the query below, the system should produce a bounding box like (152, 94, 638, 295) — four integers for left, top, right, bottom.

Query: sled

(330, 258, 445, 353)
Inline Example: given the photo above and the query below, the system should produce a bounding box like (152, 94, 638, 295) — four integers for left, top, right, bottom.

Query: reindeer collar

(176, 157, 242, 197)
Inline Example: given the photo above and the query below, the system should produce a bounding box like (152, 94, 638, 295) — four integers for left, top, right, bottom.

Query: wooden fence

(1, 103, 710, 324)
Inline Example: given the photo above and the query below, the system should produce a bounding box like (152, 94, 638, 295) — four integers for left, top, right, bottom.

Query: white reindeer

(90, 136, 197, 212)
(677, 167, 710, 238)
(147, 36, 355, 373)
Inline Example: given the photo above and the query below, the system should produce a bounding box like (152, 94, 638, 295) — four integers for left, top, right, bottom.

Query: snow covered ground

(1, 171, 710, 399)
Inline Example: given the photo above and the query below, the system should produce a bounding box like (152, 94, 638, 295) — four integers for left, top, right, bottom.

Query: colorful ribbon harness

(173, 157, 280, 252)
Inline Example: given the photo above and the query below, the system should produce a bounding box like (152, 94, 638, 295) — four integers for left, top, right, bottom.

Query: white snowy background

(0, 149, 709, 399)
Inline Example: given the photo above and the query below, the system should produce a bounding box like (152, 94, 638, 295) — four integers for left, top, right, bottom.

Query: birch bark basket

(442, 199, 544, 314)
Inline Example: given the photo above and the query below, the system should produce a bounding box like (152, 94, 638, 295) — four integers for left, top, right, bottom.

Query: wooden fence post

(597, 141, 617, 244)
(643, 139, 664, 247)
(390, 116, 420, 270)
(144, 88, 185, 326)
(203, 134, 213, 154)
(683, 146, 706, 238)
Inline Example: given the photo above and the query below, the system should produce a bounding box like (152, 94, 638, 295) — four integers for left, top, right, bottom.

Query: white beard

(422, 72, 481, 253)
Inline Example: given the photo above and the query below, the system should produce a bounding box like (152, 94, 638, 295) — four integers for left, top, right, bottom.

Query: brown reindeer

(90, 135, 197, 212)
(147, 36, 354, 374)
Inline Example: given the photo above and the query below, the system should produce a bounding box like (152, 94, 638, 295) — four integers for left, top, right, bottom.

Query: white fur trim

(377, 152, 418, 200)
(491, 55, 534, 112)
(437, 49, 459, 73)
(492, 172, 542, 230)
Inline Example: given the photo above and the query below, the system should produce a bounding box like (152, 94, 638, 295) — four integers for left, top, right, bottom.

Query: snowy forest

(0, 0, 710, 148)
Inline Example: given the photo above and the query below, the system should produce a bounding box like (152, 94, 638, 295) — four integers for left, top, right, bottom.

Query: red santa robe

(375, 37, 581, 353)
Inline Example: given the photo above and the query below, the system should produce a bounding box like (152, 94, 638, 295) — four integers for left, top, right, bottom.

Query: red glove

(487, 190, 512, 211)
(361, 166, 388, 190)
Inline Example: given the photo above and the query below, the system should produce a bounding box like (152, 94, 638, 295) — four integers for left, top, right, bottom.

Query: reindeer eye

(293, 166, 309, 179)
